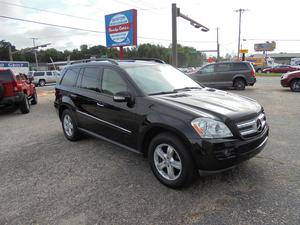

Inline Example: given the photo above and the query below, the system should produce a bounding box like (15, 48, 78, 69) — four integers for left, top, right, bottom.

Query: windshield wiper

(174, 87, 203, 92)
(149, 90, 178, 96)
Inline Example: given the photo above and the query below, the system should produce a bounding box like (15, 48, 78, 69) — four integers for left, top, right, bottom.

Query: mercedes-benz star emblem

(256, 118, 262, 132)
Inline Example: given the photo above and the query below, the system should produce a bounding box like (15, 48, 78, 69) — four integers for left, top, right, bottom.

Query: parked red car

(0, 69, 37, 113)
(263, 65, 299, 73)
(281, 71, 300, 92)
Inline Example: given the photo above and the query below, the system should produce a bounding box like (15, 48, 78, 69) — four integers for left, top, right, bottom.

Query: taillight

(251, 69, 256, 77)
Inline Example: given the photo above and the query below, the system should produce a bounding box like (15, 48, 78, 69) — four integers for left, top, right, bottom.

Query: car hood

(152, 88, 261, 120)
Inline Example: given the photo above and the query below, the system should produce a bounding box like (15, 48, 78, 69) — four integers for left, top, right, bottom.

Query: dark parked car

(189, 61, 256, 90)
(281, 71, 300, 92)
(54, 59, 269, 188)
(263, 65, 299, 73)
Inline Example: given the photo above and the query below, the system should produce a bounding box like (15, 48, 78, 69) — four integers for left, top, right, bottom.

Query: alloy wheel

(63, 114, 74, 137)
(153, 144, 182, 181)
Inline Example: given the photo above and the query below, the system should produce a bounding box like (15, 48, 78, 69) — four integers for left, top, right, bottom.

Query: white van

(28, 70, 61, 86)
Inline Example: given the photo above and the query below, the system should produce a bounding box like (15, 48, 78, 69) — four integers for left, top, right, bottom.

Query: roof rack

(130, 58, 166, 64)
(70, 58, 118, 65)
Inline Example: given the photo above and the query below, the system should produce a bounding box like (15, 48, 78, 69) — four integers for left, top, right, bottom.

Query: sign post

(105, 9, 137, 59)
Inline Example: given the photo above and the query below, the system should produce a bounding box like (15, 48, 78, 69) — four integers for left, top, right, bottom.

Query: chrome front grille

(237, 113, 266, 137)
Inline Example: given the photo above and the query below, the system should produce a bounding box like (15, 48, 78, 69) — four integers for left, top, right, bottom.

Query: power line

(0, 1, 101, 22)
(0, 15, 104, 33)
(246, 39, 300, 42)
(0, 14, 215, 44)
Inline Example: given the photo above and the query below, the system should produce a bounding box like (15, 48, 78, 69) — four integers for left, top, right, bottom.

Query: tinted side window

(80, 67, 100, 92)
(231, 63, 249, 71)
(201, 65, 214, 73)
(215, 64, 231, 72)
(34, 72, 45, 76)
(61, 68, 79, 87)
(102, 69, 128, 95)
(46, 72, 52, 76)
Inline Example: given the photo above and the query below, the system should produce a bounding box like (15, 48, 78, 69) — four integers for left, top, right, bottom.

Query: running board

(78, 128, 142, 155)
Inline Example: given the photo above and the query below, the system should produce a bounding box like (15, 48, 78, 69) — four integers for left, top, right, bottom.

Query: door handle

(70, 94, 77, 99)
(97, 102, 104, 107)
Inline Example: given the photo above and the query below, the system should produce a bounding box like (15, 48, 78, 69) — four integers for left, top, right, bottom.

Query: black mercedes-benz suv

(54, 58, 269, 188)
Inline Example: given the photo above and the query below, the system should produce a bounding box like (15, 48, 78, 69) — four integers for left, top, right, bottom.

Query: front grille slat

(236, 113, 266, 138)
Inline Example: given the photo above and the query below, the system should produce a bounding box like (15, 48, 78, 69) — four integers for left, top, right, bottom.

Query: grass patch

(256, 73, 282, 77)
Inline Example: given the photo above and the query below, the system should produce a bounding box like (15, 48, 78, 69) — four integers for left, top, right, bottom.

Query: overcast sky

(1, 0, 300, 57)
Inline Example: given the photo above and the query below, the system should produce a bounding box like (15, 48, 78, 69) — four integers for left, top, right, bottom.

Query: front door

(93, 67, 138, 149)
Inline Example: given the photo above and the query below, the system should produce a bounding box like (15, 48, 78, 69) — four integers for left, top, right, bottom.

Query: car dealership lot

(0, 77, 299, 225)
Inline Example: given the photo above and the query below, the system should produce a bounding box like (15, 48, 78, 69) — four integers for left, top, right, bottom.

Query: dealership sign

(0, 61, 29, 68)
(105, 9, 137, 47)
(254, 41, 276, 52)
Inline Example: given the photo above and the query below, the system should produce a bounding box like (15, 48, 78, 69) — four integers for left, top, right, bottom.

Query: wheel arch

(58, 96, 76, 120)
(139, 124, 193, 157)
(233, 75, 247, 85)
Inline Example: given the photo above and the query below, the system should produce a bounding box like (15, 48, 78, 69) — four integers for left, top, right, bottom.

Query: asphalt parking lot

(0, 77, 299, 225)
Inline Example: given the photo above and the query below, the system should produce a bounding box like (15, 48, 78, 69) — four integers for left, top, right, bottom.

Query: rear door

(213, 63, 232, 87)
(0, 70, 15, 97)
(192, 64, 216, 86)
(46, 71, 56, 83)
(71, 67, 103, 135)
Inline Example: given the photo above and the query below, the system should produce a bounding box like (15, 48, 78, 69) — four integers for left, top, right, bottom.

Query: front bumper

(189, 124, 269, 171)
(280, 78, 289, 87)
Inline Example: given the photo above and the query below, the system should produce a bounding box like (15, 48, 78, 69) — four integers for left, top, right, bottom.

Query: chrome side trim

(76, 110, 132, 134)
(78, 128, 141, 155)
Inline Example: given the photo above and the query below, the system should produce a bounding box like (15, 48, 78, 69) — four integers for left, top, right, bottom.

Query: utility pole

(171, 3, 209, 67)
(234, 9, 248, 61)
(8, 45, 13, 61)
(216, 27, 220, 61)
(31, 38, 39, 69)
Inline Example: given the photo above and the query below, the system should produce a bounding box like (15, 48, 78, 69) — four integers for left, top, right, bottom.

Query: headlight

(191, 118, 233, 139)
(281, 73, 288, 79)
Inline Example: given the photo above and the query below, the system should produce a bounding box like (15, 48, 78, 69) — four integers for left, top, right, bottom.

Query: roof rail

(70, 58, 118, 65)
(131, 58, 166, 64)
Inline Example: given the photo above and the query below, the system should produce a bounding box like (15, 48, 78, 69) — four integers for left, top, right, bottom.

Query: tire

(148, 132, 196, 189)
(31, 91, 38, 105)
(290, 79, 300, 92)
(257, 69, 262, 73)
(61, 109, 81, 141)
(0, 83, 4, 101)
(38, 79, 46, 87)
(233, 78, 246, 90)
(19, 94, 30, 114)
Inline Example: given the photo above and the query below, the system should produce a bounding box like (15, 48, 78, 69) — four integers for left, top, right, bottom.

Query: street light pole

(217, 27, 220, 61)
(172, 3, 178, 67)
(234, 9, 248, 61)
(171, 3, 209, 67)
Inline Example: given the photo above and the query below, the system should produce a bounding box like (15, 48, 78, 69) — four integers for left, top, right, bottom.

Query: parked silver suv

(189, 61, 256, 90)
(28, 71, 61, 86)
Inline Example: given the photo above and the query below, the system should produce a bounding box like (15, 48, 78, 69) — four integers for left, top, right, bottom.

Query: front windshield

(124, 64, 201, 95)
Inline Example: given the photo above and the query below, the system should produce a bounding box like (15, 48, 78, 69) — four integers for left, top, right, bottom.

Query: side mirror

(113, 91, 132, 103)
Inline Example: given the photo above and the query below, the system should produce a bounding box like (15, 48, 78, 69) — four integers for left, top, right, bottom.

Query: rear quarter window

(0, 70, 14, 81)
(231, 63, 249, 71)
(61, 68, 80, 87)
